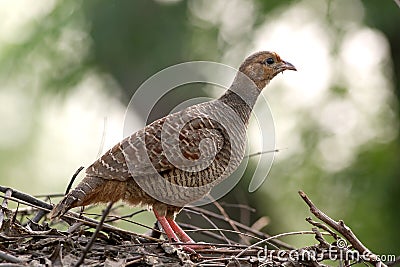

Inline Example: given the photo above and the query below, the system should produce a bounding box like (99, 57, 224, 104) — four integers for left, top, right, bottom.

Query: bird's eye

(265, 58, 274, 65)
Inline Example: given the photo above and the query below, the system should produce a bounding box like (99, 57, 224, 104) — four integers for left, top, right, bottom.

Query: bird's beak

(281, 60, 297, 71)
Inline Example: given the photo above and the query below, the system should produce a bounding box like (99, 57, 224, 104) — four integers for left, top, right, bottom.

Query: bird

(50, 51, 296, 250)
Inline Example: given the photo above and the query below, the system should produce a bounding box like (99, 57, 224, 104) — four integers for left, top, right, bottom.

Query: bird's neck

(218, 74, 265, 125)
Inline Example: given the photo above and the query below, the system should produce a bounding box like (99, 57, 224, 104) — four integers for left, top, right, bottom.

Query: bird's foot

(166, 216, 212, 252)
(154, 211, 213, 253)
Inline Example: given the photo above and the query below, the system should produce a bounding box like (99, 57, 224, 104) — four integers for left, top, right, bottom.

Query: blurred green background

(0, 0, 399, 256)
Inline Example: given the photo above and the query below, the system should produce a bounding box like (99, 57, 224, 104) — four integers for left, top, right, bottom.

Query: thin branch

(299, 190, 387, 267)
(185, 227, 264, 243)
(183, 207, 231, 244)
(62, 210, 161, 243)
(179, 223, 238, 244)
(65, 166, 84, 195)
(74, 202, 113, 267)
(187, 206, 294, 249)
(245, 148, 286, 158)
(34, 193, 65, 198)
(0, 250, 23, 264)
(306, 217, 338, 239)
(212, 199, 250, 245)
(169, 241, 254, 249)
(219, 202, 256, 213)
(30, 209, 47, 224)
(311, 227, 330, 247)
(394, 0, 400, 8)
(82, 210, 156, 233)
(0, 185, 52, 211)
(234, 230, 317, 258)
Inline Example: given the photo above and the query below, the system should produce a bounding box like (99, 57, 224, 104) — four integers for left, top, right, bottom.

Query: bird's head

(239, 51, 296, 89)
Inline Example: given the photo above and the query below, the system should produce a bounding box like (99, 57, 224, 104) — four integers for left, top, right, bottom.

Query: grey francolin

(50, 51, 296, 249)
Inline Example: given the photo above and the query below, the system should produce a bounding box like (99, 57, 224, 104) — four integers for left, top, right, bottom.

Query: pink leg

(154, 211, 209, 252)
(153, 210, 179, 242)
(166, 217, 210, 250)
(166, 217, 194, 243)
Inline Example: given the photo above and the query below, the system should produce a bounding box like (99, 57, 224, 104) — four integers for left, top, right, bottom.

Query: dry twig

(299, 190, 388, 267)
(74, 202, 114, 266)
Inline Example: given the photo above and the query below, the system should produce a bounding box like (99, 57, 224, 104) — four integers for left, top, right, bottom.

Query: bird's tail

(50, 176, 105, 219)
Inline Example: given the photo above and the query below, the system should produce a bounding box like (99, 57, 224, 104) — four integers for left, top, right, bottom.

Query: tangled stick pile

(0, 186, 393, 267)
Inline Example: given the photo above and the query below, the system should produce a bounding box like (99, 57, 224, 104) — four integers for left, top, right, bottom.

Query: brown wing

(86, 110, 226, 181)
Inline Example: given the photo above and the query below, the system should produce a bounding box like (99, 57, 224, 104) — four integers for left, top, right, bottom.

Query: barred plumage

(50, 51, 296, 250)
